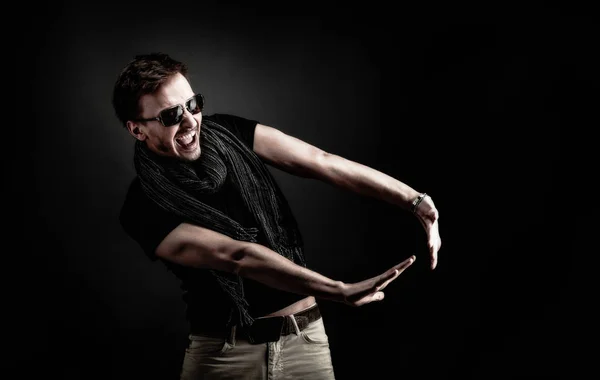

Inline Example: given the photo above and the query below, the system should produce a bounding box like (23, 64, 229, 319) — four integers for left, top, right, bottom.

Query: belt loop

(228, 325, 237, 346)
(288, 314, 301, 336)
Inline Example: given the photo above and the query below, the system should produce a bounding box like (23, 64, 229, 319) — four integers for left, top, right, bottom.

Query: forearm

(235, 242, 344, 302)
(160, 223, 344, 300)
(317, 152, 420, 210)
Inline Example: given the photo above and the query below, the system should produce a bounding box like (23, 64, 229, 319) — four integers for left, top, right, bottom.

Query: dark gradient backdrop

(10, 2, 596, 379)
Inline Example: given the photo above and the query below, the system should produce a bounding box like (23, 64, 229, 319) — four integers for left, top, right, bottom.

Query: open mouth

(175, 130, 197, 151)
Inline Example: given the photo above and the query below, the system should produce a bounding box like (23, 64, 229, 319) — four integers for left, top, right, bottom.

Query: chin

(179, 146, 201, 162)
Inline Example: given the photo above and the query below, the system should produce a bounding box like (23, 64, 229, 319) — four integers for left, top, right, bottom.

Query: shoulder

(204, 113, 259, 129)
(204, 113, 259, 149)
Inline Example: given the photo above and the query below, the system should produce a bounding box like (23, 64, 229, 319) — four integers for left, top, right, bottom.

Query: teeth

(176, 130, 196, 145)
(177, 130, 195, 139)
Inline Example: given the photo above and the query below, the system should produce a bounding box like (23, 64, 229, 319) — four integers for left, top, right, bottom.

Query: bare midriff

(257, 296, 316, 318)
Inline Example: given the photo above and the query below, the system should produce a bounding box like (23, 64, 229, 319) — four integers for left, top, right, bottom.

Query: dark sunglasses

(134, 93, 204, 127)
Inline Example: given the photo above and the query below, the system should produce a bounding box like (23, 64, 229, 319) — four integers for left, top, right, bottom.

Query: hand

(414, 195, 442, 269)
(339, 255, 416, 307)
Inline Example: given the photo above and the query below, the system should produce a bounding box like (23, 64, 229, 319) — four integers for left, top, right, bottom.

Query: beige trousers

(180, 316, 335, 380)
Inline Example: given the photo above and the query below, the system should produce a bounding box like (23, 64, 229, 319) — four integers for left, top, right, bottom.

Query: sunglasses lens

(157, 94, 203, 127)
(161, 105, 184, 127)
(187, 94, 204, 115)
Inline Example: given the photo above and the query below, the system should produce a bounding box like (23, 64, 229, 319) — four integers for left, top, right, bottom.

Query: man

(114, 52, 441, 379)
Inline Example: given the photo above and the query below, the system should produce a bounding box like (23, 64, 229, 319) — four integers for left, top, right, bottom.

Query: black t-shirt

(119, 113, 305, 330)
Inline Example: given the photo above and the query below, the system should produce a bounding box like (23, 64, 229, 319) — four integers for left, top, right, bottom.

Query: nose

(180, 107, 199, 127)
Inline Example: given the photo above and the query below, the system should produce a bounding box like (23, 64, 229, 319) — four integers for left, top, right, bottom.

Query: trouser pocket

(186, 333, 235, 356)
(300, 318, 329, 345)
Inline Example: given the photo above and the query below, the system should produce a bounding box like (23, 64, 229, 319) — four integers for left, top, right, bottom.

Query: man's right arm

(156, 222, 415, 307)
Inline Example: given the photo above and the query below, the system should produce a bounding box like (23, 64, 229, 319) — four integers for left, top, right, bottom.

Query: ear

(126, 121, 147, 141)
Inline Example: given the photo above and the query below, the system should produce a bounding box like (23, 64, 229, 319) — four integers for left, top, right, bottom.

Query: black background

(8, 1, 596, 379)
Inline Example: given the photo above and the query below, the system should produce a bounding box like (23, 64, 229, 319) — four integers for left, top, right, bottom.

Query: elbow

(298, 149, 330, 180)
(311, 150, 334, 181)
(154, 223, 252, 272)
(157, 240, 249, 274)
(207, 242, 254, 276)
(228, 244, 254, 276)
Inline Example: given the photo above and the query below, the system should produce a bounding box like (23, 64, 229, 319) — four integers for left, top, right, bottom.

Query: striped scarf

(133, 119, 306, 327)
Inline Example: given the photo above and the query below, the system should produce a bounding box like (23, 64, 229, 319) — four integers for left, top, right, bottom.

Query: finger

(394, 255, 416, 274)
(430, 223, 441, 270)
(381, 259, 406, 283)
(377, 255, 416, 290)
(429, 234, 441, 270)
(375, 269, 399, 291)
(430, 244, 438, 270)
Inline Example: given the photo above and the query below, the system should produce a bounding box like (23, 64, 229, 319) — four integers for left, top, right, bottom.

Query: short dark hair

(112, 52, 188, 127)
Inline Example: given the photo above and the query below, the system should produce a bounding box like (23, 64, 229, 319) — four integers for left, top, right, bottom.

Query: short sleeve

(119, 178, 182, 261)
(205, 113, 258, 150)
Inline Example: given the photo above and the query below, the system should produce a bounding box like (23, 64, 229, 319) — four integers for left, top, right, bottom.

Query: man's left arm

(253, 124, 441, 269)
